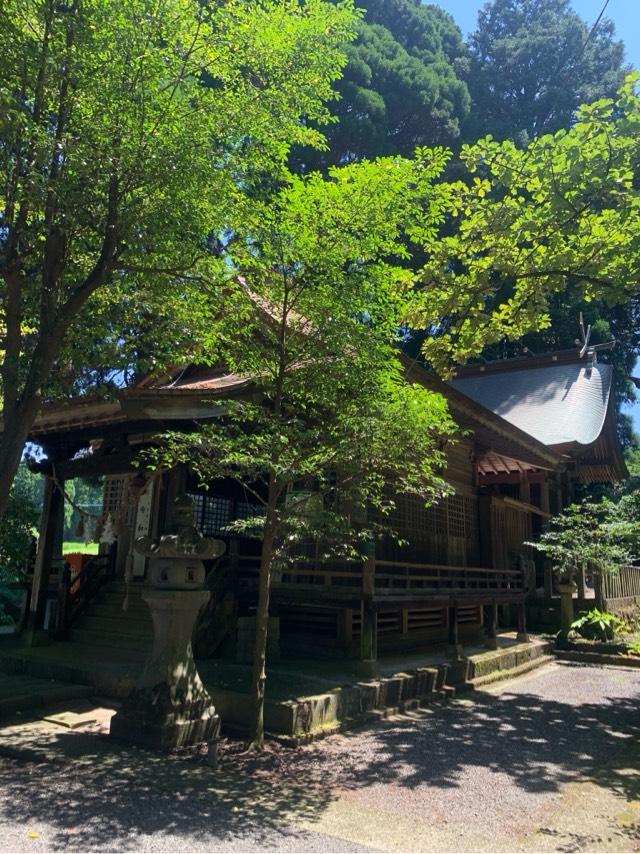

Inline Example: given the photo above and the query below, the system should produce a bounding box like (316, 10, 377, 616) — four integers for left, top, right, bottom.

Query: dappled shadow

(232, 661, 640, 819)
(0, 733, 335, 850)
(0, 662, 639, 850)
(278, 662, 640, 800)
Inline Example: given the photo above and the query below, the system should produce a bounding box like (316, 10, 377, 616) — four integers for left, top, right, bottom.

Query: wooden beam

(33, 447, 138, 479)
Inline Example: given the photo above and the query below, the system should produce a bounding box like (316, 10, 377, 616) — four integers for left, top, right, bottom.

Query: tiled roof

(451, 360, 613, 448)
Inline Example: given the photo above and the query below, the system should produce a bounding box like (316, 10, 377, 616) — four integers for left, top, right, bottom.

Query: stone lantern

(110, 495, 226, 750)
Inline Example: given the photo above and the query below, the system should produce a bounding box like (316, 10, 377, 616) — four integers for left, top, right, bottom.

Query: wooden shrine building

(23, 348, 625, 667)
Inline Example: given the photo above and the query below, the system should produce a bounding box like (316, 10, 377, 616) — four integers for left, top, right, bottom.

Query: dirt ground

(0, 660, 638, 853)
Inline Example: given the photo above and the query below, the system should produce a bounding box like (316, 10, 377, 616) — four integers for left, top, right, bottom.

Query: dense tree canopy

(292, 0, 470, 171)
(413, 77, 640, 371)
(0, 0, 356, 516)
(464, 0, 627, 144)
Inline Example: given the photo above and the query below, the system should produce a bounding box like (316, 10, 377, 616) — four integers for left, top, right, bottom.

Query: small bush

(626, 639, 640, 656)
(571, 608, 628, 642)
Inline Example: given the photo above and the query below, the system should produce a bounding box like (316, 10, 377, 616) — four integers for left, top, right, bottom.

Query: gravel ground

(0, 661, 639, 853)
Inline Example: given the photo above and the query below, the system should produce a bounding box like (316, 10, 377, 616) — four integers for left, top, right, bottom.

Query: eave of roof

(450, 355, 613, 448)
(400, 354, 565, 471)
(29, 355, 569, 477)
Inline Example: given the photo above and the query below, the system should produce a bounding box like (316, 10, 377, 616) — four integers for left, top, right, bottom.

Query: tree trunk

(594, 568, 605, 611)
(0, 400, 40, 518)
(247, 488, 278, 750)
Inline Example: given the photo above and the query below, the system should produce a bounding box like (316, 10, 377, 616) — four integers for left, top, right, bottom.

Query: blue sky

(435, 0, 640, 70)
(434, 0, 640, 431)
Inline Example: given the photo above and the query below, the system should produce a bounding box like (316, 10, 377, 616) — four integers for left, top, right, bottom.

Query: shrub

(571, 608, 628, 642)
(0, 480, 39, 582)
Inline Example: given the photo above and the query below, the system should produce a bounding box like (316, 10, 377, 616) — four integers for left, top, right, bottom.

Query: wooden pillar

(485, 601, 498, 649)
(360, 543, 377, 672)
(448, 604, 462, 659)
(516, 600, 529, 642)
(543, 562, 554, 600)
(478, 495, 495, 568)
(519, 473, 531, 505)
(27, 476, 65, 639)
(575, 563, 587, 601)
(338, 608, 353, 650)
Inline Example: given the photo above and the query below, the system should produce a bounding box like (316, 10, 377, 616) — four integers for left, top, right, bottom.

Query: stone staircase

(67, 581, 153, 662)
(0, 582, 153, 699)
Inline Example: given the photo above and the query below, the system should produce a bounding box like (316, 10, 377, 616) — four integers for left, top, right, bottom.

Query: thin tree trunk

(247, 484, 278, 750)
(0, 420, 31, 518)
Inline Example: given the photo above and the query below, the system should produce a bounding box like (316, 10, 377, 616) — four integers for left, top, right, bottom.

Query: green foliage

(465, 0, 627, 145)
(412, 76, 640, 371)
(146, 153, 459, 560)
(626, 638, 640, 656)
(571, 608, 628, 642)
(0, 604, 15, 628)
(291, 0, 470, 171)
(0, 475, 39, 582)
(0, 0, 357, 511)
(528, 500, 637, 585)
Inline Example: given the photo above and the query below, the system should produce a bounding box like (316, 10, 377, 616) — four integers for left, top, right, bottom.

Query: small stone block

(43, 712, 97, 729)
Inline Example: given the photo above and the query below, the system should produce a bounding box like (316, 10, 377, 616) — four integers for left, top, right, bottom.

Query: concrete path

(0, 661, 638, 852)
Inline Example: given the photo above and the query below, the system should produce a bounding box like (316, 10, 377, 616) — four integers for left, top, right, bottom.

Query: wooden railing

(603, 565, 640, 601)
(57, 549, 116, 636)
(236, 554, 523, 599)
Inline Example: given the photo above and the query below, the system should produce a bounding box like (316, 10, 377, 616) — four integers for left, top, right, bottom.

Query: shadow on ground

(0, 662, 638, 850)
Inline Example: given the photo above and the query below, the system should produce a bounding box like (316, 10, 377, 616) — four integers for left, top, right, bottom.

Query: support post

(448, 604, 462, 660)
(539, 481, 550, 516)
(26, 475, 65, 641)
(576, 563, 587, 601)
(485, 602, 498, 650)
(478, 495, 495, 568)
(516, 601, 529, 642)
(593, 569, 605, 611)
(558, 582, 577, 643)
(543, 562, 554, 599)
(359, 543, 377, 674)
(539, 481, 553, 600)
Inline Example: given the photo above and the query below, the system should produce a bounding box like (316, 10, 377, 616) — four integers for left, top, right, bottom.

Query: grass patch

(62, 541, 99, 556)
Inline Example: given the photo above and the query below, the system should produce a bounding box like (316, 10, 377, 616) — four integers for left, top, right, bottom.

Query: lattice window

(202, 497, 231, 535)
(236, 500, 264, 521)
(447, 495, 466, 539)
(103, 476, 126, 515)
(188, 493, 204, 528)
(187, 493, 231, 535)
(102, 475, 136, 525)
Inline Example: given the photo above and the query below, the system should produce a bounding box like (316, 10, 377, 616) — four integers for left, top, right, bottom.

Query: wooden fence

(603, 565, 640, 601)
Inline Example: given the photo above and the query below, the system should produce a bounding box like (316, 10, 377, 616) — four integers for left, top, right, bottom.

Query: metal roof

(450, 360, 613, 448)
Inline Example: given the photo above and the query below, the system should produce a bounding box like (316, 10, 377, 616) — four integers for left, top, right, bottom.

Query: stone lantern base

(110, 589, 220, 750)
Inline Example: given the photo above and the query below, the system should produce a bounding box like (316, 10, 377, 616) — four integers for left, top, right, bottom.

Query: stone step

(0, 673, 94, 717)
(91, 591, 148, 608)
(68, 627, 152, 655)
(0, 648, 141, 700)
(74, 614, 153, 636)
(83, 601, 152, 620)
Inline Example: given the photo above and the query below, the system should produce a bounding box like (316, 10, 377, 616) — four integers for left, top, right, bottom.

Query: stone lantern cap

(135, 494, 225, 561)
